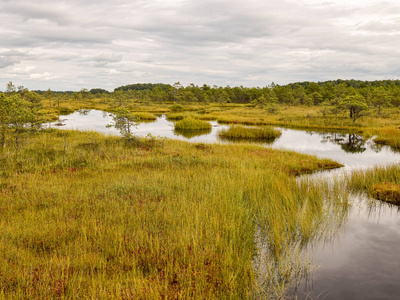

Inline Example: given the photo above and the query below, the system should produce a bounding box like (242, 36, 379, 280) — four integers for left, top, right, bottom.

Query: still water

(52, 110, 400, 299)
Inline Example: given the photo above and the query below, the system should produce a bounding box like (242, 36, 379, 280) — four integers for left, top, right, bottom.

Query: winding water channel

(51, 110, 400, 299)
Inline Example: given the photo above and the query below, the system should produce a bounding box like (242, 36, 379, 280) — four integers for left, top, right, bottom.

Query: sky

(1, 0, 400, 91)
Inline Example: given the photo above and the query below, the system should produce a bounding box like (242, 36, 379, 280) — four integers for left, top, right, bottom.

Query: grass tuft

(175, 117, 212, 130)
(218, 125, 281, 141)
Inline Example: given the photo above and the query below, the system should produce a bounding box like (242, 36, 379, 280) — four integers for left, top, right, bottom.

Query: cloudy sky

(1, 0, 400, 91)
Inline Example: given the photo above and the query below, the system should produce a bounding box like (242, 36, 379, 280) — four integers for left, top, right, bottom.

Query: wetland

(49, 109, 400, 299)
(2, 84, 400, 298)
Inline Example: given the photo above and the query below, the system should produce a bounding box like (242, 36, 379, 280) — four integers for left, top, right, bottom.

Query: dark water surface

(51, 110, 400, 299)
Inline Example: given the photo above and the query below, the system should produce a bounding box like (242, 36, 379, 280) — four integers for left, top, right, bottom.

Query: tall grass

(373, 127, 400, 151)
(166, 112, 186, 120)
(346, 164, 400, 204)
(131, 112, 157, 122)
(0, 129, 346, 298)
(218, 125, 281, 141)
(175, 117, 212, 130)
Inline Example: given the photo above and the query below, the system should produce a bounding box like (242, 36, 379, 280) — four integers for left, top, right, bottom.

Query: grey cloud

(0, 50, 27, 69)
(1, 0, 400, 91)
(0, 1, 72, 25)
(0, 57, 17, 68)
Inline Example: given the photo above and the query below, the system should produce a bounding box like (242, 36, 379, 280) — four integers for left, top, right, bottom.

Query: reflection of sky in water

(294, 198, 400, 300)
(272, 128, 400, 171)
(51, 110, 231, 143)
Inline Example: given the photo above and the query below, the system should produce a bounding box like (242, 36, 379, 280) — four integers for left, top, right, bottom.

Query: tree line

(2, 78, 400, 136)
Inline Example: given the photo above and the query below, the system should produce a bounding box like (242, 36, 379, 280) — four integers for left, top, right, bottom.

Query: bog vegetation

(1, 79, 400, 298)
(218, 125, 281, 142)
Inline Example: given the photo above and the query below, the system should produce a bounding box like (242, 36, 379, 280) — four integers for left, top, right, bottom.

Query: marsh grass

(131, 112, 157, 122)
(347, 164, 400, 205)
(218, 125, 281, 142)
(175, 117, 212, 130)
(0, 128, 347, 299)
(166, 112, 186, 120)
(373, 128, 400, 151)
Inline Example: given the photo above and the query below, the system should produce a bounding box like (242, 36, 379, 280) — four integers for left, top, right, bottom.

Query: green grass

(175, 117, 212, 131)
(218, 125, 282, 142)
(0, 129, 345, 299)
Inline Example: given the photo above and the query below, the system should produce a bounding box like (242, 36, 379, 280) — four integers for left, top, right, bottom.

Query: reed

(174, 117, 212, 130)
(218, 125, 281, 141)
(373, 127, 400, 151)
(131, 112, 157, 121)
(347, 164, 400, 204)
(166, 112, 186, 120)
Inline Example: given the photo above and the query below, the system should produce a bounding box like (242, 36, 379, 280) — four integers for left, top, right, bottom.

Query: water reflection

(173, 128, 212, 138)
(289, 194, 400, 300)
(319, 132, 367, 153)
(78, 109, 91, 116)
(272, 128, 400, 171)
(255, 179, 350, 299)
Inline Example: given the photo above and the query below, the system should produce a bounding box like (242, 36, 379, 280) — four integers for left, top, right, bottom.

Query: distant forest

(4, 79, 400, 111)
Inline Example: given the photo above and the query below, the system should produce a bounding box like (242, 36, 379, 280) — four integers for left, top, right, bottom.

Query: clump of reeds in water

(218, 125, 281, 141)
(175, 116, 212, 130)
(132, 112, 157, 122)
(373, 128, 400, 151)
(347, 164, 400, 205)
(166, 112, 186, 120)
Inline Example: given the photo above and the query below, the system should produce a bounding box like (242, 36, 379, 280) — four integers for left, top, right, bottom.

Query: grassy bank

(0, 129, 344, 299)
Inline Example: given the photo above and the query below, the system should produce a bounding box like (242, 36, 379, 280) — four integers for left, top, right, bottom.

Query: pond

(51, 110, 400, 299)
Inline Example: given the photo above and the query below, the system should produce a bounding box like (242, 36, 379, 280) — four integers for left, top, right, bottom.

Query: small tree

(0, 94, 34, 148)
(371, 87, 392, 116)
(45, 89, 53, 107)
(107, 107, 137, 140)
(6, 81, 16, 94)
(0, 94, 12, 147)
(24, 91, 43, 127)
(340, 94, 369, 122)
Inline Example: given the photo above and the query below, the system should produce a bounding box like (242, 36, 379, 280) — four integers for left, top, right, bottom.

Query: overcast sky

(1, 0, 400, 91)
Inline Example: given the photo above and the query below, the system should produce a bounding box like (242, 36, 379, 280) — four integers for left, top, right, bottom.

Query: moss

(370, 182, 400, 204)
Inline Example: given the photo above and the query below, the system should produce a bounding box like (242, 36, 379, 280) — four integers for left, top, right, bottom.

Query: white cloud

(29, 72, 56, 80)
